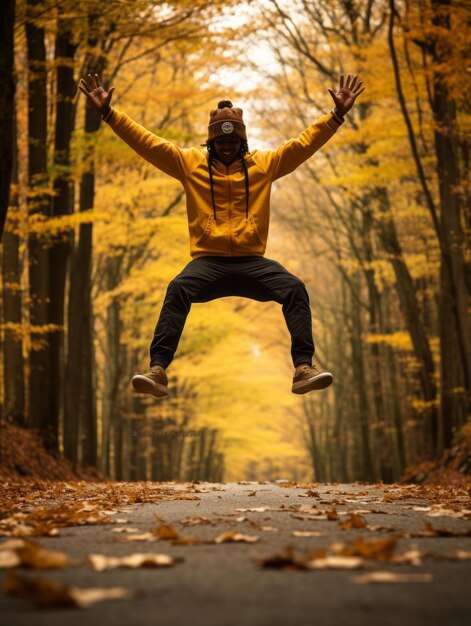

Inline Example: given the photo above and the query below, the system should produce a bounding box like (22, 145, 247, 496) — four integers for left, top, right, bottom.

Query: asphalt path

(1, 481, 470, 626)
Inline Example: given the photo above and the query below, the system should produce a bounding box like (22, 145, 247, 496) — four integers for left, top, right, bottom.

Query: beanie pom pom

(218, 100, 233, 109)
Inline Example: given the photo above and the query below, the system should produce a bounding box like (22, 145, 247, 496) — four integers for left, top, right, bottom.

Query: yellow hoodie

(104, 108, 342, 258)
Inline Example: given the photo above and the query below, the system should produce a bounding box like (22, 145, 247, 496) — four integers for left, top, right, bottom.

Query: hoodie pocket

(195, 216, 213, 245)
(249, 214, 264, 245)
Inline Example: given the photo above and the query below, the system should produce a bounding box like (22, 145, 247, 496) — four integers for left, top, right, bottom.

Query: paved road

(1, 481, 470, 625)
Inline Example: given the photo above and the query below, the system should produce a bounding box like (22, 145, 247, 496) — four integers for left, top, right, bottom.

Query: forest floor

(0, 480, 470, 625)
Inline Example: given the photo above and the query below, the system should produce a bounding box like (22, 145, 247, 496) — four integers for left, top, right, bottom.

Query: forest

(0, 0, 470, 484)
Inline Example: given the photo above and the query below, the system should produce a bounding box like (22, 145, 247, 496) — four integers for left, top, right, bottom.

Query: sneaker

(292, 363, 333, 394)
(131, 365, 169, 398)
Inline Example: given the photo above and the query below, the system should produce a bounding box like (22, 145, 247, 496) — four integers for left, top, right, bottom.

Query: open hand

(78, 73, 115, 115)
(328, 74, 365, 117)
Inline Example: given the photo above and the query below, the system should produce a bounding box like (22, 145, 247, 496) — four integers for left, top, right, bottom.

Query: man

(79, 72, 365, 398)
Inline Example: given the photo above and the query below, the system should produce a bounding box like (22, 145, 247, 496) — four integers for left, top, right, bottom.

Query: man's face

(214, 136, 242, 165)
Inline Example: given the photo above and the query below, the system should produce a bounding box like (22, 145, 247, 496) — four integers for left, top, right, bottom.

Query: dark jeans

(149, 256, 315, 369)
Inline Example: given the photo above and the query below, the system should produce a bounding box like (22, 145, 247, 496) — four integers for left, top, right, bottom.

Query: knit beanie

(208, 100, 247, 141)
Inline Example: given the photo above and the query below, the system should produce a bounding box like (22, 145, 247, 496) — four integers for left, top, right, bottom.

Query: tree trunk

(50, 18, 78, 452)
(101, 255, 123, 475)
(26, 0, 54, 448)
(432, 0, 471, 449)
(350, 274, 375, 481)
(2, 107, 24, 425)
(374, 187, 438, 455)
(0, 0, 15, 239)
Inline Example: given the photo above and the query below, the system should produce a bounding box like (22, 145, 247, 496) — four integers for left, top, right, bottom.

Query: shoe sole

(132, 375, 169, 398)
(292, 372, 333, 394)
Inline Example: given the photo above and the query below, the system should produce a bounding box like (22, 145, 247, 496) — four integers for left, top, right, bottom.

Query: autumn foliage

(0, 0, 470, 483)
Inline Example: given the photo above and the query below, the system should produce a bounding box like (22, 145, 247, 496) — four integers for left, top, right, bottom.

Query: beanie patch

(222, 121, 234, 134)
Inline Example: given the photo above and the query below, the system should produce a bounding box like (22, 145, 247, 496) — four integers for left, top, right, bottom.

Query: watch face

(222, 121, 234, 134)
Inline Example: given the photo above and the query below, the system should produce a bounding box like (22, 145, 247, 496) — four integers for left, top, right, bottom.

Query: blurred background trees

(0, 0, 469, 483)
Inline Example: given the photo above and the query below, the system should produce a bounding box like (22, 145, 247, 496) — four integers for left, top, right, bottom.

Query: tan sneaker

(131, 365, 169, 398)
(292, 363, 333, 394)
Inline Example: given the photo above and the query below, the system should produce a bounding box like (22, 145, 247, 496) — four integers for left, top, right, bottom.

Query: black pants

(149, 256, 315, 369)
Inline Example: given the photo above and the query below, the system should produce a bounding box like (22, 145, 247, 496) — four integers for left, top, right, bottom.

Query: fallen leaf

(411, 522, 471, 538)
(16, 541, 71, 569)
(119, 532, 156, 542)
(154, 524, 179, 540)
(235, 508, 268, 513)
(88, 552, 177, 571)
(327, 508, 339, 520)
(339, 513, 368, 530)
(214, 532, 259, 544)
(292, 530, 322, 537)
(299, 490, 320, 498)
(180, 516, 211, 526)
(307, 555, 363, 570)
(333, 537, 397, 561)
(0, 549, 21, 568)
(1, 570, 130, 607)
(352, 571, 433, 584)
(256, 547, 308, 570)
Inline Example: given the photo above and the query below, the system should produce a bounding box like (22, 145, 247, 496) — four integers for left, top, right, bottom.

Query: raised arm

(258, 73, 365, 181)
(78, 73, 189, 181)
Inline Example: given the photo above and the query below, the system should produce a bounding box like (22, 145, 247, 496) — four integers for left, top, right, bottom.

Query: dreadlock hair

(205, 100, 250, 222)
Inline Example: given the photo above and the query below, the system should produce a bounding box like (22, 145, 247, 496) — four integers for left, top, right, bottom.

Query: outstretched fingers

(79, 77, 91, 92)
(78, 82, 92, 99)
(87, 73, 97, 89)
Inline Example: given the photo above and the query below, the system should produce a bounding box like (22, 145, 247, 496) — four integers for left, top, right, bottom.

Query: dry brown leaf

(299, 490, 320, 498)
(339, 513, 368, 530)
(391, 548, 423, 566)
(327, 508, 339, 520)
(16, 541, 71, 569)
(180, 516, 211, 526)
(291, 514, 329, 521)
(352, 571, 433, 584)
(256, 547, 308, 570)
(425, 504, 471, 519)
(214, 532, 259, 544)
(333, 537, 397, 561)
(88, 552, 177, 571)
(235, 507, 268, 513)
(0, 549, 21, 568)
(119, 532, 156, 542)
(247, 491, 257, 497)
(111, 527, 139, 533)
(1, 570, 130, 607)
(67, 586, 131, 607)
(292, 530, 322, 537)
(307, 555, 363, 570)
(154, 524, 179, 540)
(455, 550, 471, 560)
(411, 522, 471, 538)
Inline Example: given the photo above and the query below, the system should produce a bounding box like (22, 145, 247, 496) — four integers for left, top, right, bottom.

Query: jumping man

(78, 72, 365, 397)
